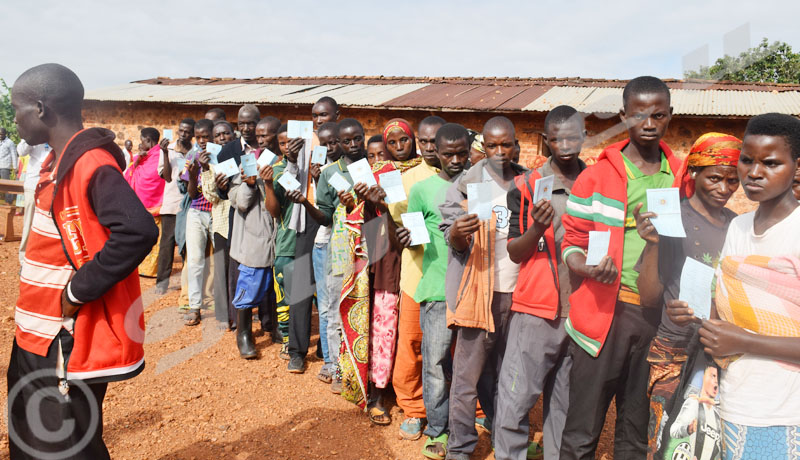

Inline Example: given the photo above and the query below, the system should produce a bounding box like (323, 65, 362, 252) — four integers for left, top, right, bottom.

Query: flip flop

(422, 433, 448, 460)
(368, 406, 391, 426)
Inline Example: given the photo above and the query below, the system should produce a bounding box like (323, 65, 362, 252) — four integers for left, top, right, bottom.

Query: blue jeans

(312, 242, 330, 364)
(420, 300, 454, 438)
(232, 264, 271, 310)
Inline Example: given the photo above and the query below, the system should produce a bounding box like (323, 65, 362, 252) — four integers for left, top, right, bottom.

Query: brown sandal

(184, 309, 201, 326)
(368, 406, 391, 426)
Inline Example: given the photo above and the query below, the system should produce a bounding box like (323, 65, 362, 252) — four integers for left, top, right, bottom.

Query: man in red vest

(7, 63, 158, 459)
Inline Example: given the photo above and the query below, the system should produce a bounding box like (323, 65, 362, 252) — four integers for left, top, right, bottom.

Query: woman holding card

(679, 114, 800, 459)
(350, 118, 421, 425)
(634, 132, 741, 459)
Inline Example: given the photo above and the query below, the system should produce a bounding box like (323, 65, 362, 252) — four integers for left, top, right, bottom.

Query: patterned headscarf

(674, 132, 742, 199)
(471, 133, 485, 154)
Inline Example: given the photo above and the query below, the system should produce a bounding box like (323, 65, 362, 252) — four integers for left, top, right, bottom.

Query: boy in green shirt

(396, 123, 470, 460)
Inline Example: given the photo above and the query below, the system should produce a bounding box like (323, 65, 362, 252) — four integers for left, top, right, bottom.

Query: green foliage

(685, 38, 800, 84)
(0, 79, 19, 143)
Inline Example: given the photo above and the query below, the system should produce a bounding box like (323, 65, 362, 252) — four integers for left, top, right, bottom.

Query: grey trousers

(446, 292, 512, 460)
(494, 313, 572, 460)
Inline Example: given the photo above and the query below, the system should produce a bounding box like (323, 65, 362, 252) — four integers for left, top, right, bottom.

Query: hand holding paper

(348, 158, 378, 187)
(467, 182, 493, 221)
(277, 172, 301, 192)
(401, 212, 430, 246)
(379, 170, 406, 204)
(287, 120, 314, 140)
(311, 146, 328, 165)
(215, 158, 240, 178)
(240, 153, 258, 177)
(646, 188, 686, 238)
(328, 172, 351, 193)
(163, 129, 173, 141)
(585, 230, 611, 266)
(206, 142, 221, 165)
(533, 175, 554, 203)
(257, 149, 278, 168)
(679, 257, 715, 320)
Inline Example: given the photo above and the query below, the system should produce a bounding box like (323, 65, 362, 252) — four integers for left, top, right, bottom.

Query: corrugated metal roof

(85, 78, 800, 116)
(84, 83, 427, 107)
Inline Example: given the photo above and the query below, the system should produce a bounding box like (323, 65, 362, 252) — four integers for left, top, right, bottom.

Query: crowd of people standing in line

(7, 63, 800, 460)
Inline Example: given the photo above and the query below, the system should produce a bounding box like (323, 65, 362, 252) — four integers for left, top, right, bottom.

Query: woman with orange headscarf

(342, 118, 421, 424)
(632, 132, 742, 459)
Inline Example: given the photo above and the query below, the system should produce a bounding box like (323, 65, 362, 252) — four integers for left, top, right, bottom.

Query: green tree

(0, 78, 20, 143)
(685, 38, 800, 84)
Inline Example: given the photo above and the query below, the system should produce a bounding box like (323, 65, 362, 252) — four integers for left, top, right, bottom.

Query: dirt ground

(0, 212, 624, 460)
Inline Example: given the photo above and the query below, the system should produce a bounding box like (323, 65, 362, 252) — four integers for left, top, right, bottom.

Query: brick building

(84, 76, 800, 169)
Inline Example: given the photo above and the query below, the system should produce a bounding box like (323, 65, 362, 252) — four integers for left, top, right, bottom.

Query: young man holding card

(255, 116, 281, 159)
(311, 96, 339, 131)
(391, 115, 446, 441)
(272, 123, 321, 373)
(633, 133, 741, 459)
(494, 106, 587, 460)
(439, 116, 526, 460)
(668, 114, 800, 459)
(396, 123, 468, 459)
(213, 120, 236, 146)
(309, 120, 342, 383)
(156, 118, 195, 294)
(182, 119, 216, 326)
(559, 76, 682, 459)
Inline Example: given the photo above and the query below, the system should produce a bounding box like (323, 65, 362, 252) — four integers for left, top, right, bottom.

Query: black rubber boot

(236, 308, 257, 359)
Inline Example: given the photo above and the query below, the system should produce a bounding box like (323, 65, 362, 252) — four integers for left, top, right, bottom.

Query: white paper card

(379, 170, 406, 204)
(205, 142, 222, 165)
(467, 182, 493, 221)
(401, 212, 430, 246)
(585, 230, 611, 266)
(257, 149, 278, 168)
(215, 158, 239, 178)
(348, 158, 377, 187)
(277, 172, 301, 192)
(533, 175, 555, 203)
(679, 257, 715, 320)
(311, 146, 328, 165)
(646, 188, 686, 238)
(240, 153, 258, 177)
(163, 129, 173, 141)
(329, 172, 351, 193)
(287, 120, 314, 140)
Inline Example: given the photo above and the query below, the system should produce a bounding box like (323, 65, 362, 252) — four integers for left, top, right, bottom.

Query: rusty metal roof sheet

(85, 77, 800, 116)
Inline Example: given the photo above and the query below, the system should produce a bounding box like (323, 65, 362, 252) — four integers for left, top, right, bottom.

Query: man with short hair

(155, 118, 195, 294)
(205, 107, 226, 121)
(7, 63, 158, 459)
(0, 127, 18, 204)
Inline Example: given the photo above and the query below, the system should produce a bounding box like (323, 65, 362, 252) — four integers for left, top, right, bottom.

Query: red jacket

(507, 169, 560, 319)
(561, 139, 681, 357)
(16, 128, 158, 382)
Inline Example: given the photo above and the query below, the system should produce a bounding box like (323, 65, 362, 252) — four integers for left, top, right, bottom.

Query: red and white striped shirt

(15, 152, 75, 356)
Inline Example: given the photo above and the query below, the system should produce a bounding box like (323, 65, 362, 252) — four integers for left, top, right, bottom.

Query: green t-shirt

(272, 161, 297, 257)
(620, 152, 674, 293)
(408, 175, 451, 303)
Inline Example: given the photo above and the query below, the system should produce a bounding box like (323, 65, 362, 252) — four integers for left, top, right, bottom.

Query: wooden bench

(0, 179, 24, 243)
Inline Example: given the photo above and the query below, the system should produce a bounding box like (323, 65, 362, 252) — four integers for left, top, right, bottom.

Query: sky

(2, 0, 800, 91)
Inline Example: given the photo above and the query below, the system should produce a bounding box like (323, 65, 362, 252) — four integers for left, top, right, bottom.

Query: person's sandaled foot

(183, 309, 201, 326)
(317, 363, 334, 384)
(398, 417, 424, 440)
(422, 433, 448, 460)
(368, 405, 391, 426)
(526, 441, 543, 460)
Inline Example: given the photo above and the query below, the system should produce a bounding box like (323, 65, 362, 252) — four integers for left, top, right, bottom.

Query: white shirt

(158, 142, 188, 215)
(16, 140, 51, 191)
(717, 206, 800, 426)
(485, 172, 519, 293)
